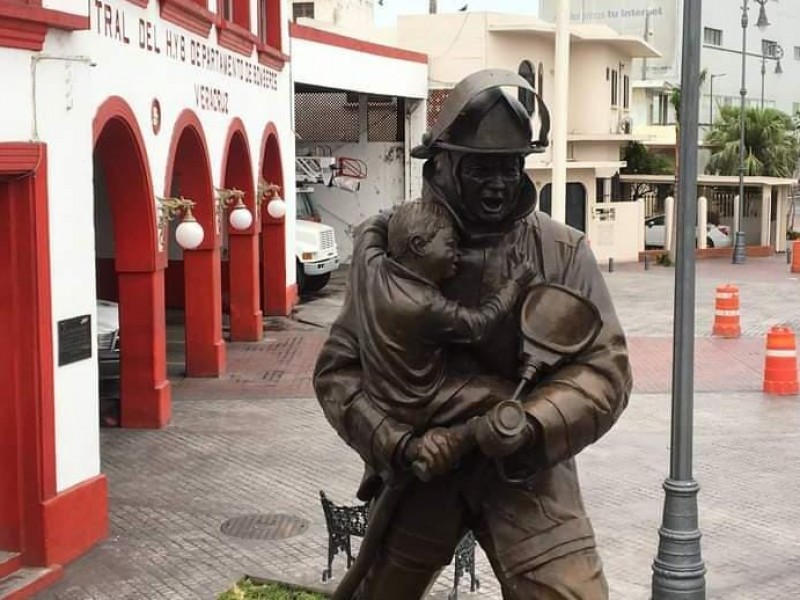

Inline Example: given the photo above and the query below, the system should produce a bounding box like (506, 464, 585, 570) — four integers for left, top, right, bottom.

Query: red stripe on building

(290, 22, 428, 64)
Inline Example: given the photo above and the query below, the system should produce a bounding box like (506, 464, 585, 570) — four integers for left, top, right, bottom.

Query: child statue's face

(419, 225, 460, 282)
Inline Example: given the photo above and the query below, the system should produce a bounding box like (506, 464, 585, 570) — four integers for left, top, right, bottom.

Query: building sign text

(92, 1, 278, 91)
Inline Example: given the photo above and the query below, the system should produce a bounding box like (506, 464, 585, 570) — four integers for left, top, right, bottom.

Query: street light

(708, 73, 726, 125)
(732, 0, 773, 265)
(760, 41, 784, 109)
(651, 0, 706, 598)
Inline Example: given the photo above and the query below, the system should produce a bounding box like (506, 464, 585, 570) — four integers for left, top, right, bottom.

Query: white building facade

(541, 0, 800, 137)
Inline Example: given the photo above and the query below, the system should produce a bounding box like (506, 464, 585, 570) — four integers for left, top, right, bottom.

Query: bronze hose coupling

(473, 399, 528, 458)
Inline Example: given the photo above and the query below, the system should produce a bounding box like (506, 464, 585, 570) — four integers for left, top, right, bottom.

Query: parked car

(295, 187, 340, 294)
(96, 300, 120, 399)
(644, 215, 732, 249)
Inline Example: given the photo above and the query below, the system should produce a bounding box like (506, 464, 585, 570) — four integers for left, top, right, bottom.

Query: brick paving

(36, 255, 800, 600)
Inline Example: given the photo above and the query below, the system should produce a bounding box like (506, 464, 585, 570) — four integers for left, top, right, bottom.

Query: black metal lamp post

(760, 42, 784, 109)
(732, 0, 771, 265)
(651, 0, 706, 598)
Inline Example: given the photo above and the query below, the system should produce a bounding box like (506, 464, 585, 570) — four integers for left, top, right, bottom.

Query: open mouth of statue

(481, 197, 504, 214)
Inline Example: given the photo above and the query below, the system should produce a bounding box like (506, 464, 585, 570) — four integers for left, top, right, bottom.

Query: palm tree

(705, 106, 800, 178)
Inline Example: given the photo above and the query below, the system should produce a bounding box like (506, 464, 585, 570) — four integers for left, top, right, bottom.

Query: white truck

(295, 185, 339, 293)
(293, 152, 365, 294)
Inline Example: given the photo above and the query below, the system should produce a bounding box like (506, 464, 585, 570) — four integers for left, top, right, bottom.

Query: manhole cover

(220, 513, 309, 540)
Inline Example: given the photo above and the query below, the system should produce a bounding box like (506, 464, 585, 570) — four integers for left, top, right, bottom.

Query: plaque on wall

(58, 315, 92, 366)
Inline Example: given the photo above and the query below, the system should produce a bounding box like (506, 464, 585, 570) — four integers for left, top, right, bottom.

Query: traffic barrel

(712, 284, 741, 338)
(792, 240, 800, 273)
(763, 326, 799, 395)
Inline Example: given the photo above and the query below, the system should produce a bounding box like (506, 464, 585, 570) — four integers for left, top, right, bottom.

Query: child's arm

(424, 277, 527, 345)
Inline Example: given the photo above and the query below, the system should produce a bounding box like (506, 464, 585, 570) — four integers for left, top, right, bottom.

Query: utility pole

(651, 0, 706, 597)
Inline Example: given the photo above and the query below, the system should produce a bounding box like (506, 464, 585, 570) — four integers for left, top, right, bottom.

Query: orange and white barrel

(712, 284, 741, 338)
(763, 326, 799, 395)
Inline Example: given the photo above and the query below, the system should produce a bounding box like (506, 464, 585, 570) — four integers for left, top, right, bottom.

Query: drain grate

(220, 513, 309, 540)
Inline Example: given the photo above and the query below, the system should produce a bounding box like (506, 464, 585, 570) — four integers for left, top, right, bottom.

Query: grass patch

(218, 578, 327, 600)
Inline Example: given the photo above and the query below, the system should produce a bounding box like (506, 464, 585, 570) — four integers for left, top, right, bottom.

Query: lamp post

(708, 73, 726, 125)
(760, 41, 784, 109)
(733, 0, 771, 265)
(651, 0, 706, 597)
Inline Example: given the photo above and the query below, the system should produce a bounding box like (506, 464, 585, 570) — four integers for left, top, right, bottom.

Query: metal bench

(319, 490, 480, 597)
(319, 490, 370, 582)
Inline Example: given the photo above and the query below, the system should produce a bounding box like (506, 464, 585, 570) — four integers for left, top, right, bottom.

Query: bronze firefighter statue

(313, 68, 632, 600)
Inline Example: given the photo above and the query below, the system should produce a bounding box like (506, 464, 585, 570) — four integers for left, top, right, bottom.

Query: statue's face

(458, 154, 523, 224)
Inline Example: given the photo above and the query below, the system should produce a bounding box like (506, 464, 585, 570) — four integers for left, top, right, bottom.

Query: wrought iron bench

(319, 490, 370, 582)
(319, 490, 480, 597)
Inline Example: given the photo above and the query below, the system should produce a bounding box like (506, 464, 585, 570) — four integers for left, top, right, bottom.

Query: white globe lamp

(175, 210, 204, 250)
(267, 196, 287, 220)
(229, 201, 253, 230)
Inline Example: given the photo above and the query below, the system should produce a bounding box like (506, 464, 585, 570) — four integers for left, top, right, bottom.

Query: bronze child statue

(351, 199, 535, 474)
(314, 68, 632, 599)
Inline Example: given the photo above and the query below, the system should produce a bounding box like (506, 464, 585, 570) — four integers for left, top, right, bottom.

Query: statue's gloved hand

(506, 247, 534, 288)
(403, 428, 463, 480)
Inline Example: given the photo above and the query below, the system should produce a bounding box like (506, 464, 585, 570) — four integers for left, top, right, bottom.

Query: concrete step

(0, 565, 61, 600)
(0, 553, 21, 581)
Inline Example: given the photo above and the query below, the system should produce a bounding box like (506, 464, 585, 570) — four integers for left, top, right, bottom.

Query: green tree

(621, 141, 674, 175)
(705, 106, 800, 177)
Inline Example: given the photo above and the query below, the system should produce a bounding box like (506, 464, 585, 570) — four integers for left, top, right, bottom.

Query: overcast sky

(374, 0, 540, 27)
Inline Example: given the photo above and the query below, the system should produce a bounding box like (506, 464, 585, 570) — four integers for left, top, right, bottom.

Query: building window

(651, 92, 673, 125)
(221, 0, 232, 20)
(293, 1, 314, 21)
(703, 27, 722, 46)
(623, 75, 630, 109)
(762, 39, 779, 58)
(218, 0, 249, 29)
(611, 69, 618, 106)
(258, 0, 268, 41)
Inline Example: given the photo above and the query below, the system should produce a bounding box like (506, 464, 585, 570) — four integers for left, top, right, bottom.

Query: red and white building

(0, 0, 427, 595)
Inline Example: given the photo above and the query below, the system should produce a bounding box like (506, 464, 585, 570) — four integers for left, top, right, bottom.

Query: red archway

(164, 110, 225, 377)
(221, 119, 261, 341)
(93, 96, 171, 428)
(260, 123, 293, 315)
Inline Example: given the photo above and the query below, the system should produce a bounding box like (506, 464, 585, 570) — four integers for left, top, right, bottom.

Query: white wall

(1, 0, 294, 492)
(587, 200, 644, 263)
(291, 35, 428, 99)
(570, 43, 631, 135)
(395, 13, 488, 87)
(301, 0, 375, 30)
(42, 0, 90, 17)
